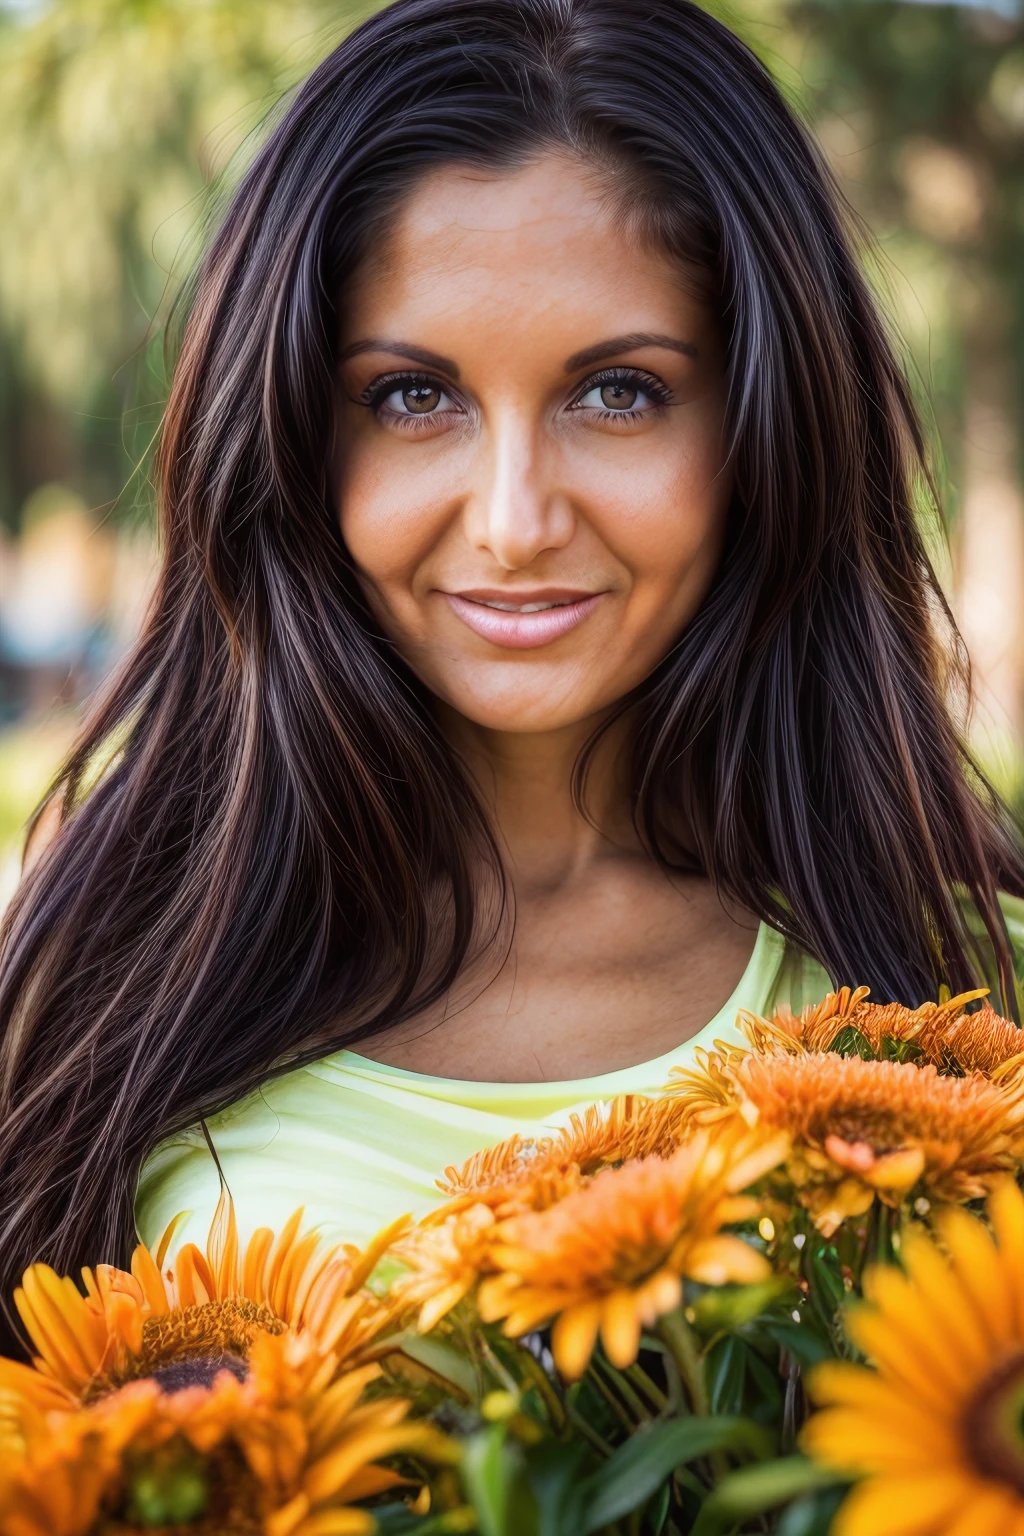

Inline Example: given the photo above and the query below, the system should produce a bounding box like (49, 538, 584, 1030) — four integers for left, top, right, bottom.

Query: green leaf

(648, 1482, 671, 1534)
(689, 1456, 844, 1536)
(461, 1425, 538, 1536)
(397, 1331, 479, 1398)
(691, 1279, 792, 1335)
(707, 1336, 747, 1415)
(580, 1417, 773, 1533)
(743, 1343, 786, 1421)
(762, 1319, 835, 1370)
(776, 1485, 850, 1536)
(829, 1025, 875, 1060)
(805, 1248, 847, 1329)
(525, 1441, 590, 1536)
(567, 1373, 623, 1443)
(462, 1426, 515, 1536)
(879, 1036, 926, 1065)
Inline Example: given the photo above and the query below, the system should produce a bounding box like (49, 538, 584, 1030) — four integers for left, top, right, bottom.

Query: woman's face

(336, 154, 731, 734)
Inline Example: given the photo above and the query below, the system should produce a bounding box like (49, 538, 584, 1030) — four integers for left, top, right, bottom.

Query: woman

(2, 0, 1022, 1353)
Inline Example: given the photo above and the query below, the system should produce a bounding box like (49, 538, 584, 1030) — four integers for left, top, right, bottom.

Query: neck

(438, 706, 640, 894)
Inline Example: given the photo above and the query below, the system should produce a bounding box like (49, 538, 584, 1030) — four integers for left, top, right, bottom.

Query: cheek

(573, 429, 731, 612)
(337, 438, 455, 604)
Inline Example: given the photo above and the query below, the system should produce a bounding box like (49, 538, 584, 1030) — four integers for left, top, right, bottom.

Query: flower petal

(552, 1301, 602, 1380)
(831, 1472, 979, 1536)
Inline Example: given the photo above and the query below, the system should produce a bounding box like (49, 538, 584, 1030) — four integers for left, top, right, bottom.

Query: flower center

(82, 1297, 286, 1402)
(963, 1349, 1024, 1493)
(147, 1350, 250, 1393)
(140, 1297, 285, 1377)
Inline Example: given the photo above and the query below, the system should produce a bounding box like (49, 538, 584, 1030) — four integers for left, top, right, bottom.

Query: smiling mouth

(442, 590, 604, 650)
(468, 598, 575, 613)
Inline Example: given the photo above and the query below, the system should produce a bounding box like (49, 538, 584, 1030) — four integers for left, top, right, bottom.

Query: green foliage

(689, 1458, 844, 1536)
(0, 0, 373, 526)
(1, 0, 1020, 531)
(460, 1425, 538, 1536)
(370, 1286, 858, 1536)
(579, 1416, 775, 1531)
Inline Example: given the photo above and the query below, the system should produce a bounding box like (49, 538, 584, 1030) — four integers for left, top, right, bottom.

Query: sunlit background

(1, 0, 1023, 911)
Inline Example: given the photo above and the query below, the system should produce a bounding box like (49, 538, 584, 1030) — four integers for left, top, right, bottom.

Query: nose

(463, 414, 575, 570)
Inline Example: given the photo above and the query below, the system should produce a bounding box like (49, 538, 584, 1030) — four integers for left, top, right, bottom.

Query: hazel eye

(384, 381, 450, 415)
(571, 369, 670, 417)
(599, 381, 638, 410)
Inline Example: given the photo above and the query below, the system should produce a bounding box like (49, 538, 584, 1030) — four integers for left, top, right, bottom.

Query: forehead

(343, 153, 706, 337)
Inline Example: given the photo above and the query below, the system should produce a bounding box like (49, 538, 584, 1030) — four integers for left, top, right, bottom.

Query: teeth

(480, 600, 566, 612)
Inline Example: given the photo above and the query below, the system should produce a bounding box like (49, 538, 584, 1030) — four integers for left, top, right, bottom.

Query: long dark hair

(1, 0, 1021, 1351)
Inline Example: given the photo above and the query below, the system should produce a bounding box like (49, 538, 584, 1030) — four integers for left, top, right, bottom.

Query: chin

(436, 679, 609, 735)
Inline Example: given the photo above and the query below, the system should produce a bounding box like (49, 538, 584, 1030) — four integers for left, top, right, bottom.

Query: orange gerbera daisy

(926, 1003, 1024, 1081)
(437, 1093, 689, 1218)
(727, 985, 1024, 1080)
(804, 1179, 1024, 1536)
(7, 1192, 404, 1412)
(670, 1049, 1024, 1237)
(475, 1126, 787, 1379)
(390, 1202, 499, 1335)
(394, 1097, 697, 1334)
(0, 1330, 454, 1536)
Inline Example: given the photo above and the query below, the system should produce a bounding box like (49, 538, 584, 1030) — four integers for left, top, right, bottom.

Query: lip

(441, 589, 605, 650)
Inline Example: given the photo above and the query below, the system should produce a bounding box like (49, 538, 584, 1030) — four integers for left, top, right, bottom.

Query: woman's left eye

(571, 371, 670, 417)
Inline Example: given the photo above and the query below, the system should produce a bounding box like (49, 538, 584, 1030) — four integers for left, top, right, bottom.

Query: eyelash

(359, 372, 457, 424)
(358, 366, 674, 429)
(568, 367, 674, 421)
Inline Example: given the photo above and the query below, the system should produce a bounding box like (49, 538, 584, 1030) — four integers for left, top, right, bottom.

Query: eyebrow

(340, 330, 697, 378)
(339, 339, 461, 378)
(564, 333, 698, 371)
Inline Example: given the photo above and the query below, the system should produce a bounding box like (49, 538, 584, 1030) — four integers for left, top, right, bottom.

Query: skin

(335, 153, 757, 1082)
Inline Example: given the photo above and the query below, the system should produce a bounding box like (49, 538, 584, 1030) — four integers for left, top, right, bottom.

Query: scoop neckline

(331, 920, 779, 1094)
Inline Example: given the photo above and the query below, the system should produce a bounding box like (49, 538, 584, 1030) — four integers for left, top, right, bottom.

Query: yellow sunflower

(669, 1047, 1024, 1237)
(8, 1192, 404, 1410)
(475, 1126, 787, 1379)
(803, 1178, 1024, 1536)
(0, 1330, 454, 1536)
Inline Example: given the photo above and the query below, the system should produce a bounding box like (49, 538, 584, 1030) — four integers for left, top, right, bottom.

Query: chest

(361, 872, 760, 1082)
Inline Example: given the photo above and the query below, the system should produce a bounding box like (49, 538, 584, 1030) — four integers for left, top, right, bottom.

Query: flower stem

(593, 1352, 651, 1425)
(625, 1361, 668, 1413)
(656, 1310, 708, 1416)
(565, 1395, 615, 1457)
(510, 1344, 567, 1432)
(657, 1310, 733, 1487)
(479, 1336, 521, 1397)
(588, 1358, 636, 1433)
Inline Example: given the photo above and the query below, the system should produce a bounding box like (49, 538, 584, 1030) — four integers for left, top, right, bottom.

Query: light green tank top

(135, 922, 832, 1258)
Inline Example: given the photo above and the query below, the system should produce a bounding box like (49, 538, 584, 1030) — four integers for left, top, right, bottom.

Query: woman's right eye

(364, 373, 462, 424)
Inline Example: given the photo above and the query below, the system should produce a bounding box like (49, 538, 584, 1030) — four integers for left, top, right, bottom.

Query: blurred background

(0, 0, 1023, 911)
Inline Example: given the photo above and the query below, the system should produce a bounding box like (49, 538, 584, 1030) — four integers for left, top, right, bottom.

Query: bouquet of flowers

(4, 985, 1024, 1536)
